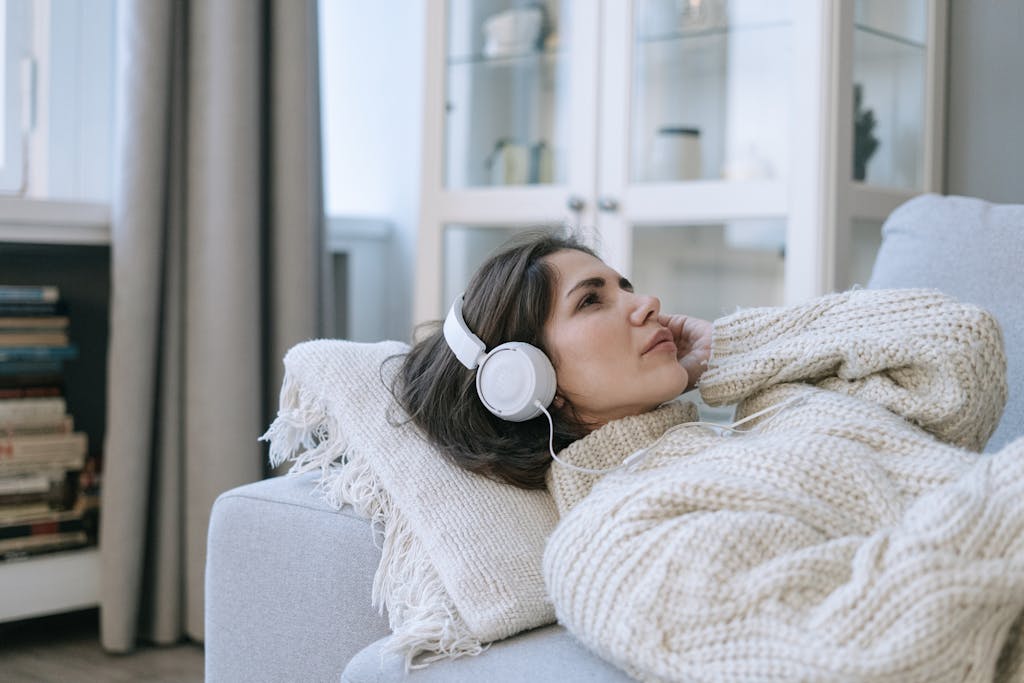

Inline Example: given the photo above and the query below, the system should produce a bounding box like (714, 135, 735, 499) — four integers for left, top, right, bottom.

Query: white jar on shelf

(648, 126, 702, 182)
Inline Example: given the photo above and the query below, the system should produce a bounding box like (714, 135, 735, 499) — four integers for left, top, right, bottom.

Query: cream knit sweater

(544, 288, 1023, 683)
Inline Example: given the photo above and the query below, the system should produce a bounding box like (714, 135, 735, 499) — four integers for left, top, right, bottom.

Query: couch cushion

(869, 193, 1024, 451)
(341, 625, 633, 683)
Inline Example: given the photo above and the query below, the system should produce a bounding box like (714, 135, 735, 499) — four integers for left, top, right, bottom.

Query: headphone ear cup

(475, 342, 556, 422)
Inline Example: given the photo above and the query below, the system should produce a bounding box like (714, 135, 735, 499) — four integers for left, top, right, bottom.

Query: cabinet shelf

(637, 20, 791, 45)
(0, 198, 111, 246)
(447, 48, 563, 69)
(854, 22, 926, 49)
(0, 547, 100, 622)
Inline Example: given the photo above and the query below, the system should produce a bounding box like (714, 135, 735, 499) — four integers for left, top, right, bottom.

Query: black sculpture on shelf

(853, 82, 879, 181)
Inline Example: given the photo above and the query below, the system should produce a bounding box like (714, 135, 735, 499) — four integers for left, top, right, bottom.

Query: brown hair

(396, 230, 596, 489)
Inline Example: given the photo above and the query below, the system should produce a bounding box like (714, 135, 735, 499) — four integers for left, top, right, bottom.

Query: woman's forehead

(544, 249, 613, 290)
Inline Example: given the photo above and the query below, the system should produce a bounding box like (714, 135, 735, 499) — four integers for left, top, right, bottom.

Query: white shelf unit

(0, 197, 111, 245)
(0, 548, 100, 622)
(0, 197, 109, 622)
(414, 0, 947, 324)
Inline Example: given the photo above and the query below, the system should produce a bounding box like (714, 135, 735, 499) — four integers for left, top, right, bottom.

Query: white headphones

(443, 293, 556, 422)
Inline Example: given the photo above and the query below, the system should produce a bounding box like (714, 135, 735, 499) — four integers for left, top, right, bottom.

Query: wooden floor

(0, 609, 204, 683)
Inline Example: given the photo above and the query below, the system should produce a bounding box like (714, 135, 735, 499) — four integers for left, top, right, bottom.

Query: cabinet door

(832, 0, 946, 291)
(417, 0, 599, 322)
(595, 0, 794, 311)
(849, 0, 936, 190)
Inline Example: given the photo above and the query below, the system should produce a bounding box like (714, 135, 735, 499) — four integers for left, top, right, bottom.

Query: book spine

(0, 372, 64, 388)
(0, 472, 52, 495)
(0, 516, 84, 541)
(0, 491, 50, 507)
(0, 303, 65, 317)
(0, 499, 78, 521)
(0, 469, 70, 506)
(0, 432, 87, 465)
(0, 332, 70, 347)
(0, 345, 79, 363)
(0, 286, 60, 303)
(0, 361, 64, 377)
(0, 414, 74, 435)
(0, 316, 69, 329)
(0, 457, 86, 475)
(0, 397, 67, 425)
(0, 385, 64, 400)
(0, 531, 89, 560)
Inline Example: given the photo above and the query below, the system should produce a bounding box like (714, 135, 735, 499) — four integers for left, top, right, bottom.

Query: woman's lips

(643, 329, 675, 355)
(648, 339, 677, 354)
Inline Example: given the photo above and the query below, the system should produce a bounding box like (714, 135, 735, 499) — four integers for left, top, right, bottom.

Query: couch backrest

(869, 193, 1024, 452)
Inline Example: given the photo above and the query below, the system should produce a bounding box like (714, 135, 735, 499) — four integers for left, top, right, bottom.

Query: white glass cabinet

(415, 0, 947, 324)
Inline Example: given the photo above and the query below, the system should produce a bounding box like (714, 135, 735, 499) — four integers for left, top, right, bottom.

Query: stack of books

(0, 284, 98, 562)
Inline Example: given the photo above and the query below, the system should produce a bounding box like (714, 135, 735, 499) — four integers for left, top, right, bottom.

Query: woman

(399, 231, 1023, 682)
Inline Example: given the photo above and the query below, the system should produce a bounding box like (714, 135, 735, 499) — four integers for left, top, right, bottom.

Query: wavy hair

(396, 230, 596, 489)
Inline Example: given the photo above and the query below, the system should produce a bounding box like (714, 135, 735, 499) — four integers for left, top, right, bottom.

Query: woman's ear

(551, 392, 566, 410)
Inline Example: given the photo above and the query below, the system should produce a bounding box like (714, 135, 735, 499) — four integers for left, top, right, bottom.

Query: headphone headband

(443, 295, 486, 369)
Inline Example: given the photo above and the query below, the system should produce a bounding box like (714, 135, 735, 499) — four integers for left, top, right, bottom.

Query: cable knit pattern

(544, 289, 1022, 682)
(546, 401, 698, 513)
(701, 288, 1007, 450)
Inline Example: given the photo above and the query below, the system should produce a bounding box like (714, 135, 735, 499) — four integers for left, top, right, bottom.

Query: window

(1, 0, 115, 203)
(1, 0, 29, 194)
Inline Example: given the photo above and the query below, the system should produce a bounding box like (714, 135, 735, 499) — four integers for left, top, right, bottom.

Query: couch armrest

(205, 472, 390, 683)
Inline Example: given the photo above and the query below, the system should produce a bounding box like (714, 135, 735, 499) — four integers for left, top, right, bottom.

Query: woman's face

(542, 249, 688, 428)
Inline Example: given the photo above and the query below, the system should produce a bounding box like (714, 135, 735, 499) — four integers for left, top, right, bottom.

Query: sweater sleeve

(698, 288, 1007, 451)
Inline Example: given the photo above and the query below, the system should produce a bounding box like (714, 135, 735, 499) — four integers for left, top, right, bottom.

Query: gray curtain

(100, 0, 323, 651)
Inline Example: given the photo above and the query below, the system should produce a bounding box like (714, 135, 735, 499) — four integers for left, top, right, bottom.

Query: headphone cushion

(475, 342, 556, 422)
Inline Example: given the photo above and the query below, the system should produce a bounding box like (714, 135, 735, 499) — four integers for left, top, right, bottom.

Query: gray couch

(205, 194, 1024, 682)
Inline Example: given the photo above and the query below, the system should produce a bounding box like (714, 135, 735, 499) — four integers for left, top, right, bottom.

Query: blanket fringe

(261, 372, 347, 475)
(261, 371, 485, 670)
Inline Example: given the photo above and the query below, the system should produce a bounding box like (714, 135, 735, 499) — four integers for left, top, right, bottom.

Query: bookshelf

(0, 198, 110, 623)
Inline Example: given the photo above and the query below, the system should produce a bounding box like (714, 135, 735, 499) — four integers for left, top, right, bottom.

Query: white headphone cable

(536, 392, 807, 476)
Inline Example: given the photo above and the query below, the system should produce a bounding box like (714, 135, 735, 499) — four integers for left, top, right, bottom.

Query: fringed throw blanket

(262, 340, 558, 666)
(544, 289, 1024, 682)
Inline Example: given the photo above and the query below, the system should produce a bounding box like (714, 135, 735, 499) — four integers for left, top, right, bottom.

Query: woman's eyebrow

(566, 277, 605, 298)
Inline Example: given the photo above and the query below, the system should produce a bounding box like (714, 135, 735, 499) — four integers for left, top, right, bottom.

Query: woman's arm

(698, 288, 1007, 451)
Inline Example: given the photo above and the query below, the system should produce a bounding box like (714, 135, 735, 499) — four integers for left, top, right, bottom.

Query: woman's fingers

(658, 314, 713, 390)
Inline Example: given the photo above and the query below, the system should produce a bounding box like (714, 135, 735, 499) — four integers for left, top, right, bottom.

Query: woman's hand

(658, 313, 713, 392)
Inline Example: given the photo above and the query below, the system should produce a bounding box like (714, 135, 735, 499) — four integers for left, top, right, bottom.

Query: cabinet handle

(597, 196, 619, 212)
(566, 195, 585, 212)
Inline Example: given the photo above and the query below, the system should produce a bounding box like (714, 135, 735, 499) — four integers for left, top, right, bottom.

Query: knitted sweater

(543, 288, 1023, 683)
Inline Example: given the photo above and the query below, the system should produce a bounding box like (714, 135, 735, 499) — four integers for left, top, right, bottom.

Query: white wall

(319, 0, 425, 341)
(945, 2, 1024, 203)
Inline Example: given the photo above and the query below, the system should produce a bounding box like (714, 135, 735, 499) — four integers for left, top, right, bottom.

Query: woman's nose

(628, 293, 661, 325)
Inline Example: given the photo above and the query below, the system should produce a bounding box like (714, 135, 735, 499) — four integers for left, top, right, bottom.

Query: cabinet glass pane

(442, 224, 563, 312)
(445, 1, 571, 189)
(631, 0, 793, 183)
(631, 220, 785, 322)
(846, 218, 884, 289)
(852, 0, 927, 189)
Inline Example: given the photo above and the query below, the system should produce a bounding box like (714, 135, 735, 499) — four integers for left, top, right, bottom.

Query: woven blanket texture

(261, 339, 558, 666)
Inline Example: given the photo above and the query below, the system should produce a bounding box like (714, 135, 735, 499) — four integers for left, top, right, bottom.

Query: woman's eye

(578, 292, 599, 310)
